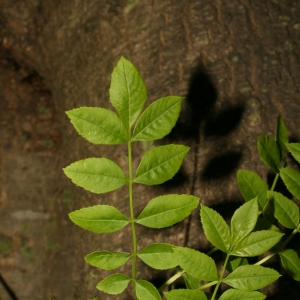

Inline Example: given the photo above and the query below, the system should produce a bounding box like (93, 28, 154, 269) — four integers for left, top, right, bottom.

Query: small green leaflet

(138, 243, 178, 270)
(164, 289, 207, 300)
(135, 280, 161, 300)
(109, 56, 147, 129)
(136, 194, 199, 228)
(174, 247, 218, 281)
(96, 273, 130, 294)
(286, 143, 300, 164)
(63, 158, 127, 194)
(219, 289, 266, 300)
(66, 107, 128, 144)
(134, 145, 189, 185)
(231, 230, 283, 257)
(183, 273, 200, 290)
(200, 205, 231, 253)
(280, 167, 300, 200)
(279, 249, 300, 281)
(85, 251, 131, 270)
(253, 217, 280, 232)
(226, 257, 248, 273)
(257, 135, 281, 173)
(69, 205, 129, 233)
(223, 265, 280, 290)
(237, 170, 268, 210)
(132, 96, 183, 141)
(275, 116, 289, 160)
(268, 191, 299, 229)
(231, 198, 259, 247)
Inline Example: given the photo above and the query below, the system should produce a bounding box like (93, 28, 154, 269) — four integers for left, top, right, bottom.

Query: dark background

(0, 0, 300, 299)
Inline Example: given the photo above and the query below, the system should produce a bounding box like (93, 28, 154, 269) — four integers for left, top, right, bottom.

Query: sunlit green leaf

(63, 158, 127, 194)
(109, 56, 147, 128)
(174, 247, 218, 281)
(135, 280, 161, 300)
(268, 191, 299, 229)
(69, 205, 129, 233)
(165, 289, 207, 300)
(226, 257, 248, 273)
(280, 167, 300, 200)
(286, 143, 300, 164)
(231, 198, 259, 246)
(275, 116, 289, 160)
(231, 230, 283, 257)
(134, 145, 189, 185)
(136, 194, 199, 228)
(219, 289, 266, 300)
(257, 135, 281, 173)
(223, 265, 280, 290)
(237, 170, 268, 210)
(96, 273, 130, 294)
(132, 96, 184, 141)
(200, 205, 231, 253)
(279, 249, 300, 281)
(85, 251, 131, 270)
(66, 107, 128, 144)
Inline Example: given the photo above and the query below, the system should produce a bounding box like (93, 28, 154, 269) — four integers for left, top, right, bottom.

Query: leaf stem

(199, 280, 218, 290)
(211, 253, 230, 300)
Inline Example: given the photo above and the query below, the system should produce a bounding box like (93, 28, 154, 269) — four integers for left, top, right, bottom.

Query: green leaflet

(69, 205, 129, 233)
(279, 249, 300, 281)
(164, 289, 207, 300)
(231, 199, 259, 246)
(226, 257, 248, 273)
(223, 265, 280, 291)
(85, 251, 131, 270)
(109, 56, 147, 129)
(136, 194, 199, 228)
(63, 158, 128, 194)
(138, 243, 178, 270)
(275, 116, 289, 160)
(96, 273, 130, 294)
(200, 205, 231, 253)
(237, 170, 268, 210)
(219, 289, 266, 300)
(183, 273, 200, 290)
(174, 247, 218, 281)
(286, 143, 300, 164)
(257, 135, 281, 173)
(280, 167, 300, 200)
(268, 191, 299, 229)
(135, 280, 162, 300)
(134, 145, 190, 185)
(132, 96, 183, 141)
(231, 230, 284, 257)
(66, 107, 128, 144)
(253, 217, 280, 232)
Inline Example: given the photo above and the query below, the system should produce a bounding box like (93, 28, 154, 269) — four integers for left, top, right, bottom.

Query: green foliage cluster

(63, 57, 300, 299)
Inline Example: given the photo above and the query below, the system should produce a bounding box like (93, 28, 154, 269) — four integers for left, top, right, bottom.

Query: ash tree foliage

(63, 57, 300, 300)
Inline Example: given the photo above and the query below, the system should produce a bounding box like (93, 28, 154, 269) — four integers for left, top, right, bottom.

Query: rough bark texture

(0, 0, 300, 299)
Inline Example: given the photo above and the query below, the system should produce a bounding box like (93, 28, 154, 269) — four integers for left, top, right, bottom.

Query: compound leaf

(268, 191, 299, 229)
(135, 280, 161, 300)
(200, 205, 231, 253)
(63, 158, 127, 194)
(279, 249, 300, 281)
(134, 145, 189, 185)
(132, 96, 183, 141)
(165, 289, 207, 300)
(66, 107, 128, 145)
(136, 194, 199, 228)
(231, 198, 259, 246)
(237, 170, 268, 210)
(257, 135, 281, 173)
(85, 251, 131, 270)
(223, 265, 280, 290)
(219, 289, 266, 300)
(96, 273, 130, 294)
(138, 243, 178, 270)
(109, 56, 147, 129)
(286, 143, 300, 164)
(231, 230, 284, 257)
(275, 116, 289, 160)
(183, 273, 200, 290)
(174, 247, 218, 281)
(280, 167, 300, 200)
(69, 205, 129, 233)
